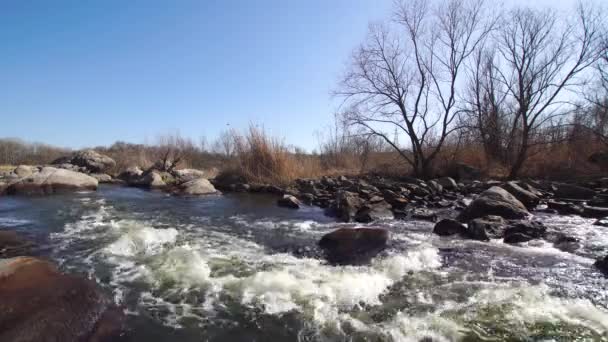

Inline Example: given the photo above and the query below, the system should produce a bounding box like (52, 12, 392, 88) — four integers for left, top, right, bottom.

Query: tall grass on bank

(227, 126, 323, 185)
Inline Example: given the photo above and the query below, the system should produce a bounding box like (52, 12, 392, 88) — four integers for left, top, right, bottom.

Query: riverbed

(1, 185, 607, 341)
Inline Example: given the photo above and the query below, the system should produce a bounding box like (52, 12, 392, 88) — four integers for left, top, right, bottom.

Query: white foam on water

(0, 217, 31, 227)
(104, 224, 178, 257)
(467, 283, 608, 333)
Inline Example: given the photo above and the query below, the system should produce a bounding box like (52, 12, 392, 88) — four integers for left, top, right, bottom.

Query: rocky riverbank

(1, 149, 608, 278)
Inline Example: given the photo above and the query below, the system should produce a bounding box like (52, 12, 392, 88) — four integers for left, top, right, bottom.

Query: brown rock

(0, 257, 125, 342)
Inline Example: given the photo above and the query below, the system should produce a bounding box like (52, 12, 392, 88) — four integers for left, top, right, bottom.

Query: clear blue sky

(0, 0, 577, 151)
(0, 0, 393, 150)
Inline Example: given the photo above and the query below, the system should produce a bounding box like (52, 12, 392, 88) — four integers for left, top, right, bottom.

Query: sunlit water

(1, 185, 607, 341)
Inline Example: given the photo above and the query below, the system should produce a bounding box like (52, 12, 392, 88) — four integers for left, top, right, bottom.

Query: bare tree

(335, 0, 494, 177)
(490, 4, 605, 178)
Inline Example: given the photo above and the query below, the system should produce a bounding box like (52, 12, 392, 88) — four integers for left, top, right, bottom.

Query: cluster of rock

(217, 173, 468, 221)
(118, 165, 219, 195)
(51, 149, 117, 183)
(0, 230, 125, 341)
(0, 166, 99, 195)
(0, 149, 220, 197)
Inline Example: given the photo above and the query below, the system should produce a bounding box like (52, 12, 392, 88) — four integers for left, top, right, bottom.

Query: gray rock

(118, 166, 143, 184)
(501, 181, 539, 209)
(553, 183, 595, 200)
(334, 191, 363, 222)
(433, 219, 467, 236)
(503, 221, 546, 244)
(355, 201, 393, 223)
(410, 208, 438, 222)
(143, 171, 166, 188)
(90, 173, 112, 183)
(318, 228, 389, 265)
(436, 177, 458, 190)
(582, 205, 608, 218)
(467, 215, 506, 239)
(547, 201, 584, 216)
(13, 165, 36, 178)
(595, 255, 608, 276)
(173, 169, 208, 183)
(6, 167, 98, 195)
(57, 150, 116, 173)
(458, 186, 529, 221)
(278, 195, 301, 209)
(180, 178, 218, 195)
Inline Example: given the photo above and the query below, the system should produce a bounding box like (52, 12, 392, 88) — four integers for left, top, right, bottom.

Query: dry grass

(0, 165, 15, 172)
(227, 126, 324, 185)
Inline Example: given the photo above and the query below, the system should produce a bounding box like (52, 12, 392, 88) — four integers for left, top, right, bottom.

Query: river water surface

(1, 185, 607, 341)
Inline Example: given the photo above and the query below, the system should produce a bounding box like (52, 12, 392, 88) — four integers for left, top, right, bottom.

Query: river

(1, 185, 607, 341)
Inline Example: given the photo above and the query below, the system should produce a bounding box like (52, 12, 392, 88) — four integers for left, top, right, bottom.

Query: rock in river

(180, 178, 219, 195)
(318, 227, 389, 265)
(6, 167, 98, 195)
(277, 195, 301, 209)
(0, 257, 125, 342)
(433, 219, 467, 236)
(0, 230, 32, 258)
(595, 255, 608, 276)
(458, 186, 529, 221)
(553, 183, 595, 200)
(501, 181, 540, 209)
(55, 149, 116, 173)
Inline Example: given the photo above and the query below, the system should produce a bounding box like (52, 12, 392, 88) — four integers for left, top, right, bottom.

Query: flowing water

(1, 185, 608, 341)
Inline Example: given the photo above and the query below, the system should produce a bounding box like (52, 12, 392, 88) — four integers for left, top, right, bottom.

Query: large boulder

(501, 181, 540, 209)
(433, 219, 467, 236)
(180, 178, 219, 195)
(56, 150, 116, 173)
(6, 167, 98, 195)
(553, 183, 595, 200)
(448, 162, 481, 180)
(0, 257, 125, 342)
(458, 186, 529, 221)
(318, 228, 389, 265)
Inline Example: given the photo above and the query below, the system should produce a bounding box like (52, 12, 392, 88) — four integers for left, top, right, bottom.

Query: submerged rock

(433, 219, 467, 236)
(7, 167, 98, 195)
(318, 227, 389, 265)
(277, 195, 301, 209)
(595, 255, 608, 276)
(0, 257, 125, 342)
(458, 186, 529, 221)
(0, 230, 32, 257)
